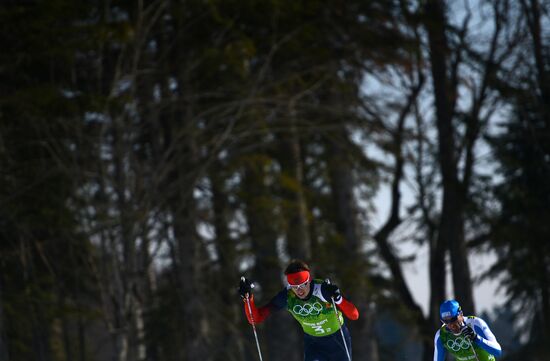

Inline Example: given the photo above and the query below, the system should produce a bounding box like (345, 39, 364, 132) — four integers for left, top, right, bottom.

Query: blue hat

(439, 300, 462, 322)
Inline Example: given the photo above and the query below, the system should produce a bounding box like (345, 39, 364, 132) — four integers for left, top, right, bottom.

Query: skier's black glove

(322, 282, 342, 303)
(239, 277, 253, 299)
(460, 325, 477, 341)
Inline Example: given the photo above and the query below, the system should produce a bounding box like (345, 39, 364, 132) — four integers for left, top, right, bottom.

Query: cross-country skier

(239, 259, 359, 361)
(434, 299, 502, 361)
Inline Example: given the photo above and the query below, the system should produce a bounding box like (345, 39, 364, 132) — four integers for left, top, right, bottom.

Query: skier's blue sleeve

(433, 330, 445, 361)
(267, 288, 288, 310)
(470, 317, 502, 357)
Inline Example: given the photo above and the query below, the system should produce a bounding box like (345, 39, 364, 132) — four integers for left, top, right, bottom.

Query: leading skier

(239, 259, 359, 361)
(434, 299, 502, 361)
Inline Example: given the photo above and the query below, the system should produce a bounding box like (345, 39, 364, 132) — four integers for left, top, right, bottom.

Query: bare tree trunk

(92, 181, 130, 361)
(137, 229, 159, 361)
(519, 0, 550, 340)
(164, 120, 207, 360)
(327, 139, 360, 256)
(211, 169, 246, 361)
(413, 103, 441, 358)
(423, 2, 458, 359)
(276, 113, 311, 261)
(171, 195, 204, 360)
(112, 115, 151, 361)
(520, 0, 550, 119)
(423, 0, 474, 314)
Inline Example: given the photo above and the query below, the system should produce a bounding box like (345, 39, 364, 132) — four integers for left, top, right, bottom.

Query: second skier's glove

(460, 325, 477, 341)
(322, 282, 342, 303)
(239, 277, 253, 299)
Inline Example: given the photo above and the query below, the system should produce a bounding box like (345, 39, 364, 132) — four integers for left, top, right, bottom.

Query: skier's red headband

(286, 271, 310, 286)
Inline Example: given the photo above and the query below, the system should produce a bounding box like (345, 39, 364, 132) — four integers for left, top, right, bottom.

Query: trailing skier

(239, 259, 359, 361)
(434, 299, 502, 361)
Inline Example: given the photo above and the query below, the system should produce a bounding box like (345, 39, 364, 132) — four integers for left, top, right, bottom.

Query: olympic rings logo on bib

(446, 337, 472, 352)
(293, 302, 323, 316)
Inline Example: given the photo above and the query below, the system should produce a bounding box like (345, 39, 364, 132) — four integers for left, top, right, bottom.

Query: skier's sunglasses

(441, 313, 462, 326)
(441, 316, 459, 326)
(289, 280, 309, 291)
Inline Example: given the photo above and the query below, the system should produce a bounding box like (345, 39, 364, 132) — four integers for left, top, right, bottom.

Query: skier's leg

(304, 334, 327, 361)
(328, 326, 352, 361)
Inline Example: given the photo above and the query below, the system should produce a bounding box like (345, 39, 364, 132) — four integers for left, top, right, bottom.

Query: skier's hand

(239, 277, 253, 299)
(322, 282, 342, 303)
(460, 325, 477, 341)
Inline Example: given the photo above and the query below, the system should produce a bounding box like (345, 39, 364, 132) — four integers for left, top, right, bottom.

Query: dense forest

(0, 0, 548, 361)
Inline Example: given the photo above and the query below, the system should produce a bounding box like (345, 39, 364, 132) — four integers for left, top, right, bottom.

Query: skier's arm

(243, 289, 287, 325)
(336, 298, 359, 320)
(470, 317, 502, 357)
(433, 330, 445, 361)
(320, 282, 359, 320)
(243, 295, 273, 324)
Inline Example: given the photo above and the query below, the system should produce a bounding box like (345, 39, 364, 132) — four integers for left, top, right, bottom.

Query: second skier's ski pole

(326, 279, 351, 361)
(242, 277, 264, 361)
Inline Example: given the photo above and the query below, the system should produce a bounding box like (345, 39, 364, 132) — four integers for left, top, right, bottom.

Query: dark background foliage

(0, 1, 548, 361)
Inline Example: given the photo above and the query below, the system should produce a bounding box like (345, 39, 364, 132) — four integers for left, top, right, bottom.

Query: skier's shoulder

(314, 278, 344, 302)
(269, 287, 290, 309)
(464, 315, 490, 329)
(464, 315, 485, 325)
(434, 328, 443, 343)
(310, 278, 324, 292)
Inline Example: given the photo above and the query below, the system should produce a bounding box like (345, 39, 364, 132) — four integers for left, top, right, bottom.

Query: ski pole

(326, 279, 351, 361)
(242, 277, 264, 361)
